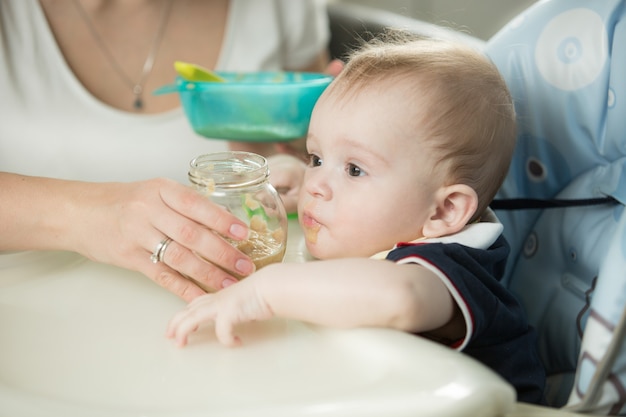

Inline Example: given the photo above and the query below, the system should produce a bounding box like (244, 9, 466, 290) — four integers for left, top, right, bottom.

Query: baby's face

(298, 83, 445, 259)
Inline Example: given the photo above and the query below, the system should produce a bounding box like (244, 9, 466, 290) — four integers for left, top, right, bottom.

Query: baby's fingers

(166, 300, 216, 346)
(166, 316, 196, 347)
(171, 326, 196, 348)
(215, 315, 241, 347)
(165, 307, 191, 338)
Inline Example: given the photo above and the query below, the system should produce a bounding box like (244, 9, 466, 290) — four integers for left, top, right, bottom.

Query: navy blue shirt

(386, 236, 546, 404)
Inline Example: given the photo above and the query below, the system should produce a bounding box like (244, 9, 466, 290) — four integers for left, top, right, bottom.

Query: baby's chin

(305, 241, 373, 260)
(304, 242, 327, 260)
(305, 241, 338, 260)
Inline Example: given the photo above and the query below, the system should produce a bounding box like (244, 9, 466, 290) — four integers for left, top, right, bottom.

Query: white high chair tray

(0, 223, 516, 417)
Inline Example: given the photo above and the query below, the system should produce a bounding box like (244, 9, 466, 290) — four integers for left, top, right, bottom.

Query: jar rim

(188, 151, 268, 188)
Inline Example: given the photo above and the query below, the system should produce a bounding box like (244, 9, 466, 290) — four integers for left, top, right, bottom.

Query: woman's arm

(167, 257, 462, 347)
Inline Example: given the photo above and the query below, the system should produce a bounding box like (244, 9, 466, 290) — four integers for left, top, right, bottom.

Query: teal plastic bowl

(159, 72, 333, 141)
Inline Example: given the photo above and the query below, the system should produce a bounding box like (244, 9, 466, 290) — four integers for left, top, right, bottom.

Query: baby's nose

(304, 169, 332, 200)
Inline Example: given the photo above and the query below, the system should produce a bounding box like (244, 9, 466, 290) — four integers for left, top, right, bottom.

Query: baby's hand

(165, 277, 273, 347)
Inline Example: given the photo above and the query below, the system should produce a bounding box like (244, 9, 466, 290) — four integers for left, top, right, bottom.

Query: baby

(167, 33, 545, 404)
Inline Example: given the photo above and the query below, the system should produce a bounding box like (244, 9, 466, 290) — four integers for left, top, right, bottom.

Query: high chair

(329, 1, 626, 415)
(0, 2, 623, 416)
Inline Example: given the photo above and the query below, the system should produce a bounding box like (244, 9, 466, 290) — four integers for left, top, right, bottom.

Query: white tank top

(0, 0, 329, 183)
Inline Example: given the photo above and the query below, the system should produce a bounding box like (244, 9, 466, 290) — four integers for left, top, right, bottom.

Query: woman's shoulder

(0, 1, 46, 40)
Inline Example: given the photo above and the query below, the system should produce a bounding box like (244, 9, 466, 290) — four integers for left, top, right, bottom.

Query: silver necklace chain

(72, 0, 173, 110)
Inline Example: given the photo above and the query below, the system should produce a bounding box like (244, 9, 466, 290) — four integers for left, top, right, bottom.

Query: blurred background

(328, 0, 538, 40)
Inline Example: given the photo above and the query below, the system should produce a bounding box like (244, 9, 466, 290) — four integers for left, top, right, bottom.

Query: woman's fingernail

(222, 278, 237, 288)
(229, 223, 248, 240)
(235, 258, 255, 275)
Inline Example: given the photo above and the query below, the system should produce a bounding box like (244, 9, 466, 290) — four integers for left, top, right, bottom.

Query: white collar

(371, 208, 503, 259)
(418, 208, 503, 250)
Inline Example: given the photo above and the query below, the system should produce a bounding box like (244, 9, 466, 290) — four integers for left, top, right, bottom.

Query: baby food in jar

(188, 152, 288, 288)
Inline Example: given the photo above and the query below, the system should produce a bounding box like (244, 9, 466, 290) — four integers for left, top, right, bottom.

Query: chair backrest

(327, 2, 485, 60)
(485, 0, 626, 413)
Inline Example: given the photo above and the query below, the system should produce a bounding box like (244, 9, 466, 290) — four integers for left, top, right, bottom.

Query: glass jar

(188, 151, 288, 280)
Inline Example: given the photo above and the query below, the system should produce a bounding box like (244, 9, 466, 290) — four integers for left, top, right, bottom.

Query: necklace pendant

(133, 85, 144, 110)
(74, 0, 172, 113)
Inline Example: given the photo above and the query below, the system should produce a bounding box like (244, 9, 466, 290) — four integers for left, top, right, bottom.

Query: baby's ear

(422, 184, 478, 238)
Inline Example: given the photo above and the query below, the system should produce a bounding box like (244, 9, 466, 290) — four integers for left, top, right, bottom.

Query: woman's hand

(0, 174, 256, 302)
(324, 58, 345, 77)
(267, 154, 307, 213)
(76, 178, 257, 301)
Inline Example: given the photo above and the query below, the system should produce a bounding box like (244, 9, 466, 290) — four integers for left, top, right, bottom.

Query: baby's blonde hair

(328, 31, 516, 221)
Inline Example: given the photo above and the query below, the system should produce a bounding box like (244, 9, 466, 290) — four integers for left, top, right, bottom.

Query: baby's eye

(347, 163, 365, 177)
(308, 153, 322, 167)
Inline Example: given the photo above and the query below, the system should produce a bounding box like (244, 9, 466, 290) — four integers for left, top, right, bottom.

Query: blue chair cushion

(486, 0, 626, 412)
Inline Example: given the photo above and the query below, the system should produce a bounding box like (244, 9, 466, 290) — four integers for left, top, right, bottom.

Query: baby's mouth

(301, 213, 321, 244)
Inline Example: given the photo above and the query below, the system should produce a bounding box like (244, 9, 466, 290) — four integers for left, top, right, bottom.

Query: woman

(0, 0, 338, 300)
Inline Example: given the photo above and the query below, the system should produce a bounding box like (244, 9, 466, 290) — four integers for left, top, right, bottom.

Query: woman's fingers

(144, 179, 256, 292)
(156, 239, 242, 292)
(140, 228, 230, 296)
(158, 178, 248, 240)
(325, 58, 344, 77)
(147, 261, 207, 302)
(151, 212, 255, 279)
(278, 193, 298, 214)
(267, 154, 306, 213)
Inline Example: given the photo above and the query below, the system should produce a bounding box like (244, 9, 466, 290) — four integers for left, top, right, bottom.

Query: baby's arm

(166, 258, 460, 347)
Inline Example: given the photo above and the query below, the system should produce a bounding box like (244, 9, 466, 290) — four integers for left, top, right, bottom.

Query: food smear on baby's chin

(304, 225, 321, 244)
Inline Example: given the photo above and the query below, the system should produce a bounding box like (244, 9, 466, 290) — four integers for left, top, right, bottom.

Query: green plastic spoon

(174, 61, 226, 83)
